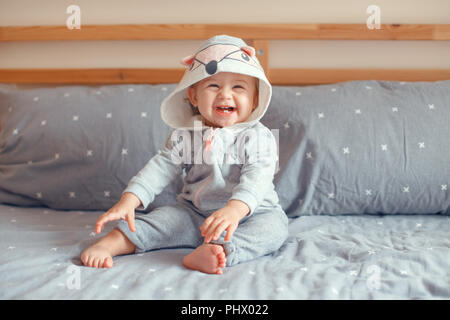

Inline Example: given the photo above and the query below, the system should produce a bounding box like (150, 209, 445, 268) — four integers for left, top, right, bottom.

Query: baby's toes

(103, 256, 113, 268)
(218, 257, 226, 268)
(92, 257, 101, 268)
(211, 244, 224, 256)
(84, 255, 94, 267)
(214, 248, 226, 268)
(80, 253, 88, 266)
(97, 257, 107, 268)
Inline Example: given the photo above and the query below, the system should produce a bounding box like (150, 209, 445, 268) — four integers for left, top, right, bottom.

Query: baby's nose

(218, 87, 233, 99)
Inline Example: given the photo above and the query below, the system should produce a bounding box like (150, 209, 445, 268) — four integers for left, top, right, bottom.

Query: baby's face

(187, 72, 258, 128)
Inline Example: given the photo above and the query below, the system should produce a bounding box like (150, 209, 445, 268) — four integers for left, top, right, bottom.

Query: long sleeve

(229, 126, 279, 215)
(123, 130, 184, 210)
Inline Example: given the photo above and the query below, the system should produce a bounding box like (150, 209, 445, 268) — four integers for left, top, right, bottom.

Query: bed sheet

(0, 204, 449, 300)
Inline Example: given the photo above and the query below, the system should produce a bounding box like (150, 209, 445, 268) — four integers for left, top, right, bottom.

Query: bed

(1, 23, 450, 300)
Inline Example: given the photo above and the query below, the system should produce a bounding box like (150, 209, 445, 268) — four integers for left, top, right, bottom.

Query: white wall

(0, 0, 449, 69)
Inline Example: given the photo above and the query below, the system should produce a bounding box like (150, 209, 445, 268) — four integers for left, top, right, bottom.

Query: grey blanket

(1, 204, 448, 299)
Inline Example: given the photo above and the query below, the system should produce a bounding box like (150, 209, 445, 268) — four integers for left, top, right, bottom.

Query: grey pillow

(0, 83, 181, 211)
(263, 80, 450, 216)
(1, 80, 449, 216)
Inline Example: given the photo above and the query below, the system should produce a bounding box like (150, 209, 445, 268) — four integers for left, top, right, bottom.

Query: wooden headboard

(1, 23, 450, 85)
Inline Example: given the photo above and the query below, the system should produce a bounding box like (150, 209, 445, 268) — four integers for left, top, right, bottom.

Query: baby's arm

(122, 130, 184, 211)
(95, 130, 184, 233)
(228, 127, 279, 215)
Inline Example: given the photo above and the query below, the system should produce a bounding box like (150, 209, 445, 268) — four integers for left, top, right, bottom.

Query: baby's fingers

(208, 220, 229, 243)
(224, 223, 237, 242)
(202, 218, 221, 241)
(200, 217, 215, 239)
(200, 216, 213, 233)
(95, 211, 121, 233)
(127, 212, 136, 233)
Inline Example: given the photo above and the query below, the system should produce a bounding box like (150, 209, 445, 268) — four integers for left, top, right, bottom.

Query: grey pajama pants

(116, 198, 288, 267)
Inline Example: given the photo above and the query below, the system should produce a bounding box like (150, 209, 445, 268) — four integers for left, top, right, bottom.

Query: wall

(0, 0, 449, 69)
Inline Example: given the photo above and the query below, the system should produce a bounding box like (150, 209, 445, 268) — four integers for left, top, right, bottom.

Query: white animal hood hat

(160, 34, 272, 131)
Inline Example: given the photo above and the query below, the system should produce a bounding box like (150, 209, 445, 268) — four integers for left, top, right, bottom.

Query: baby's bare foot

(81, 244, 114, 268)
(80, 228, 136, 269)
(183, 244, 226, 274)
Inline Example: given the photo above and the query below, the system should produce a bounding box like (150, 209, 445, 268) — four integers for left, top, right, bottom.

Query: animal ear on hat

(241, 46, 256, 57)
(180, 54, 195, 67)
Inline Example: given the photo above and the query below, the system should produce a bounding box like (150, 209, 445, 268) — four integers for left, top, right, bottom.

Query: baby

(81, 35, 288, 274)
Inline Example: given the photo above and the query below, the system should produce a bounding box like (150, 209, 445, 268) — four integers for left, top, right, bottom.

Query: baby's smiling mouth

(215, 105, 236, 113)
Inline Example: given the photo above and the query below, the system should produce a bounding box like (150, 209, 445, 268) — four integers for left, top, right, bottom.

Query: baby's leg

(213, 206, 289, 267)
(117, 202, 227, 274)
(81, 228, 135, 268)
(116, 203, 204, 253)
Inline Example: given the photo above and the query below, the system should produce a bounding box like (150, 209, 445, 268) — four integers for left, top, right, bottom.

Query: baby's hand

(200, 200, 249, 243)
(95, 205, 135, 234)
(95, 193, 140, 234)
